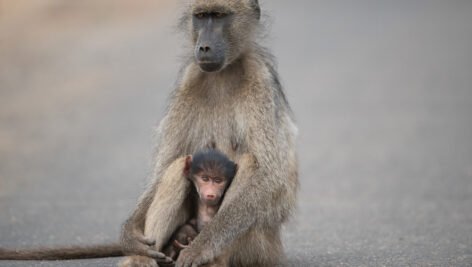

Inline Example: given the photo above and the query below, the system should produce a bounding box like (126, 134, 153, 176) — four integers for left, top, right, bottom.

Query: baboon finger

(146, 249, 167, 259)
(159, 261, 175, 267)
(147, 250, 174, 266)
(137, 236, 156, 246)
(157, 257, 175, 267)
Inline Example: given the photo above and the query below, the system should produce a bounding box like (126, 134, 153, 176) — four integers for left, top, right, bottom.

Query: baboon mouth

(198, 62, 223, 72)
(202, 198, 220, 206)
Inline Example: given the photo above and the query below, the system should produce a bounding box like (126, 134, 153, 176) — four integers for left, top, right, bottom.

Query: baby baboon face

(193, 171, 229, 206)
(184, 150, 238, 206)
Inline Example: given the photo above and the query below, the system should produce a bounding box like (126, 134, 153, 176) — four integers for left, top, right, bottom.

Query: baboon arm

(121, 186, 157, 253)
(121, 149, 184, 264)
(144, 157, 193, 250)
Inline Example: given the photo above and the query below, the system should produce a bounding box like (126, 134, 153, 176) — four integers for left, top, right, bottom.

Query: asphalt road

(1, 1, 471, 266)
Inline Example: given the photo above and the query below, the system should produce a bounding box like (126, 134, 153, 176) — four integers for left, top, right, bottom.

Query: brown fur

(120, 0, 298, 266)
(0, 244, 122, 260)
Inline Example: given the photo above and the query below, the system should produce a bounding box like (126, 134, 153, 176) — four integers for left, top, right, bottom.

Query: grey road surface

(1, 1, 471, 266)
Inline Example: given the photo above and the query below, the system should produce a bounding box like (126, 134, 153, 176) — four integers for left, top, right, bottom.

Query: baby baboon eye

(201, 177, 209, 182)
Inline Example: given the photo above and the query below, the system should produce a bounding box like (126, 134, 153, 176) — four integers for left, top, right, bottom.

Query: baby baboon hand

(174, 239, 189, 249)
(175, 246, 212, 267)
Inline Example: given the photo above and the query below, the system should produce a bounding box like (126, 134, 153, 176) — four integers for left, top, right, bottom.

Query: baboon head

(184, 150, 238, 206)
(182, 0, 261, 72)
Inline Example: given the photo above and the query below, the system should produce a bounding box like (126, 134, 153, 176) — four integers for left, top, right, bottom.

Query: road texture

(1, 1, 471, 266)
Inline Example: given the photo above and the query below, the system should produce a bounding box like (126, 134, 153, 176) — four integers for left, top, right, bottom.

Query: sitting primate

(122, 1, 298, 266)
(162, 150, 238, 261)
(0, 0, 299, 265)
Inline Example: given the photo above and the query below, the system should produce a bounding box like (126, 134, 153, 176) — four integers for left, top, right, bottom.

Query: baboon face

(189, 0, 261, 72)
(184, 151, 237, 206)
(192, 11, 232, 72)
(192, 171, 229, 206)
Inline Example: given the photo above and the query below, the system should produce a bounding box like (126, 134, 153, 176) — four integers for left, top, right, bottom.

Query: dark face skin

(192, 11, 233, 72)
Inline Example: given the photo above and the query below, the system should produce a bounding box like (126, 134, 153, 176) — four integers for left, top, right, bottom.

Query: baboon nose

(199, 46, 211, 53)
(206, 194, 215, 199)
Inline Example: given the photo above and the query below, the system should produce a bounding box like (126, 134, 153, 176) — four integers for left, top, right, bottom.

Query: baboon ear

(184, 155, 192, 174)
(250, 0, 261, 20)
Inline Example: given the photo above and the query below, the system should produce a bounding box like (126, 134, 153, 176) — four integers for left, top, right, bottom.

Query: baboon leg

(118, 255, 158, 267)
(229, 226, 284, 267)
(144, 157, 193, 250)
(189, 225, 282, 267)
(199, 250, 230, 267)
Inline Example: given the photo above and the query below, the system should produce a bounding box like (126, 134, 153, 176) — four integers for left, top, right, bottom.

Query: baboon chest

(182, 99, 245, 155)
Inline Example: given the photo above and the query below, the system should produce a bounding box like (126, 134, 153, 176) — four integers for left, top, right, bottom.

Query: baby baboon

(122, 1, 298, 266)
(162, 150, 237, 261)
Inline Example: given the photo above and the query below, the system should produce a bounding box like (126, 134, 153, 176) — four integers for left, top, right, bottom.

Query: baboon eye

(196, 13, 205, 19)
(201, 177, 209, 182)
(215, 178, 222, 183)
(214, 12, 224, 18)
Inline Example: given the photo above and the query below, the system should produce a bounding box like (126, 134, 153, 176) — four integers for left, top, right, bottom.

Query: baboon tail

(0, 243, 123, 260)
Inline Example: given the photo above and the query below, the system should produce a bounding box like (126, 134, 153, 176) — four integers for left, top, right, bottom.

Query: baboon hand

(122, 231, 174, 266)
(175, 246, 211, 267)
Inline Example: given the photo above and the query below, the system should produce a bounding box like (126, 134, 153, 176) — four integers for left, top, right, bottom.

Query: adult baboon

(121, 0, 298, 266)
(0, 0, 297, 266)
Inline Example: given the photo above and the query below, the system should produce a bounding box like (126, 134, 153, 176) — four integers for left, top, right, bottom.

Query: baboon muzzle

(195, 18, 226, 72)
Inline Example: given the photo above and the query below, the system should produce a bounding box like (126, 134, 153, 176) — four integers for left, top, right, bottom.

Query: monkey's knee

(118, 256, 158, 267)
(200, 253, 229, 267)
(235, 153, 258, 177)
(229, 227, 283, 267)
(145, 156, 192, 248)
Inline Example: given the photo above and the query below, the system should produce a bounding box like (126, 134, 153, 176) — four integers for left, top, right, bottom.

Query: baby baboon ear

(184, 156, 192, 177)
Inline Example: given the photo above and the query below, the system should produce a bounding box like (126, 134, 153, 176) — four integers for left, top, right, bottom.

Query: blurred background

(1, 0, 471, 266)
